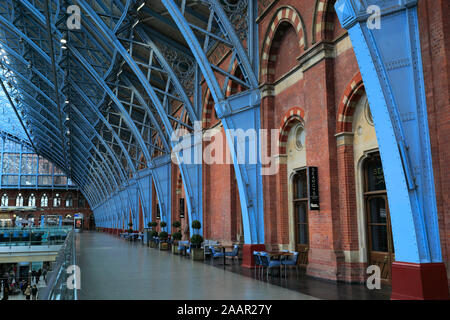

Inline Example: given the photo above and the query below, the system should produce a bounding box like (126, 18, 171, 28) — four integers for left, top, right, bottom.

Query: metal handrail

(37, 229, 76, 300)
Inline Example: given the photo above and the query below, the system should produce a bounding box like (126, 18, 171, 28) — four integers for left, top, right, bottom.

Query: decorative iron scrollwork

(159, 43, 195, 97)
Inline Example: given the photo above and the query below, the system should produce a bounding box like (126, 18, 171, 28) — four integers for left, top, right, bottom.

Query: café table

(212, 245, 235, 267)
(265, 251, 294, 276)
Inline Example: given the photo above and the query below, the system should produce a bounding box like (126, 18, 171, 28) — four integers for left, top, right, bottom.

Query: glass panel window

(368, 197, 387, 224)
(3, 140, 20, 152)
(20, 175, 36, 186)
(2, 175, 18, 186)
(2, 153, 20, 173)
(295, 202, 308, 245)
(53, 166, 64, 175)
(54, 176, 67, 185)
(370, 225, 388, 252)
(293, 169, 309, 246)
(293, 170, 307, 200)
(38, 175, 52, 186)
(21, 154, 38, 174)
(38, 157, 52, 174)
(366, 157, 386, 191)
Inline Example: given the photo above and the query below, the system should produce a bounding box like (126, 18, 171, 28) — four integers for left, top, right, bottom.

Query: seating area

(119, 232, 142, 241)
(253, 250, 300, 280)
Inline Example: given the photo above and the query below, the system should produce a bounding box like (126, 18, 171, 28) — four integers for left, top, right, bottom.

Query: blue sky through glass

(0, 83, 28, 141)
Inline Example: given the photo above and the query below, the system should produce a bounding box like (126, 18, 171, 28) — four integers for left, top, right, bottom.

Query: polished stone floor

(75, 231, 318, 300)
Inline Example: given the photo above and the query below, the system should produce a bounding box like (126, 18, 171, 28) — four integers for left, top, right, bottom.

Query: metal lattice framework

(0, 0, 263, 242)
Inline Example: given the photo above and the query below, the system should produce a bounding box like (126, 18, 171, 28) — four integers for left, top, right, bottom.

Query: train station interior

(0, 0, 449, 301)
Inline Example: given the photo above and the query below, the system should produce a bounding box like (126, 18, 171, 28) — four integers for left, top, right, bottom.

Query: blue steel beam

(71, 81, 136, 175)
(334, 0, 442, 265)
(70, 122, 119, 190)
(71, 104, 127, 182)
(11, 0, 131, 195)
(74, 1, 205, 233)
(69, 140, 114, 196)
(161, 0, 263, 243)
(11, 0, 168, 219)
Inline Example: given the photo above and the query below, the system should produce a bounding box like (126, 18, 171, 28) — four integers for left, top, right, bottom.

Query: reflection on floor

(75, 232, 317, 300)
(202, 257, 391, 300)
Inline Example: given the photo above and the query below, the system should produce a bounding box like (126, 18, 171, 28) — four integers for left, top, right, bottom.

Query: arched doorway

(89, 214, 95, 230)
(352, 93, 394, 283)
(362, 153, 394, 283)
(286, 120, 309, 265)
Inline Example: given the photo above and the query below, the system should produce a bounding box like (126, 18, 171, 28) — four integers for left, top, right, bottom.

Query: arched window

(65, 194, 73, 207)
(78, 197, 85, 208)
(28, 193, 36, 206)
(53, 193, 61, 207)
(41, 193, 48, 207)
(1, 194, 8, 206)
(16, 193, 24, 206)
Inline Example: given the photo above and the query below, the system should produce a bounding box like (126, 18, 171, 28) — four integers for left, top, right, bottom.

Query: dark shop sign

(308, 166, 320, 210)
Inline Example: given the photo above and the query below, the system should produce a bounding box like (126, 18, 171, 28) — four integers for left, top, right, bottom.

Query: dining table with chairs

(209, 244, 239, 267)
(253, 250, 299, 279)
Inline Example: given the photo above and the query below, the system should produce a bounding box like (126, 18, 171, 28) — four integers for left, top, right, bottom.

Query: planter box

(149, 241, 156, 248)
(191, 248, 204, 261)
(159, 242, 169, 250)
(172, 245, 179, 254)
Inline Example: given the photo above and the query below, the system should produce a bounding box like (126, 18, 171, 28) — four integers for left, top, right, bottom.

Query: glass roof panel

(0, 83, 28, 141)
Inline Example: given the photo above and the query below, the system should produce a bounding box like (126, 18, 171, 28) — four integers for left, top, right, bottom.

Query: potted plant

(171, 221, 182, 253)
(150, 230, 159, 248)
(159, 231, 169, 250)
(127, 222, 133, 233)
(172, 220, 181, 231)
(190, 220, 204, 260)
(171, 231, 182, 254)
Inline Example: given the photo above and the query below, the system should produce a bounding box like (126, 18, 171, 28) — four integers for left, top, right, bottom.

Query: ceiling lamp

(137, 1, 146, 11)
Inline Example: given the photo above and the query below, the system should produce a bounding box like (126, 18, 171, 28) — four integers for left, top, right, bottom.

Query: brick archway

(312, 0, 336, 44)
(336, 73, 365, 133)
(279, 107, 306, 155)
(260, 6, 307, 84)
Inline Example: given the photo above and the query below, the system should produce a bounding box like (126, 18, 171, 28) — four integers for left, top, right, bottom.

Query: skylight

(0, 84, 28, 141)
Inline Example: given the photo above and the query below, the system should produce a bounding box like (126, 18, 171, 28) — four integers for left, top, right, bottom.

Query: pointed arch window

(53, 193, 61, 207)
(41, 193, 48, 207)
(16, 193, 24, 206)
(65, 194, 73, 207)
(28, 193, 36, 206)
(1, 194, 8, 207)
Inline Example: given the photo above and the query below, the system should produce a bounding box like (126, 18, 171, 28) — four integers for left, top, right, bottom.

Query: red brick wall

(148, 0, 450, 286)
(0, 189, 92, 229)
(418, 0, 450, 285)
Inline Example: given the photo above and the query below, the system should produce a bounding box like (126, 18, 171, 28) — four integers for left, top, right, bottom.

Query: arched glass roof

(0, 84, 28, 141)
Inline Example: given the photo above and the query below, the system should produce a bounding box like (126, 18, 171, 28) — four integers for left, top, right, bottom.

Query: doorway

(363, 153, 394, 283)
(292, 169, 309, 265)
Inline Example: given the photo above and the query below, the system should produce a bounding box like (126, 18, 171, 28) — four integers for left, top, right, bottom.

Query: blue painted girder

(162, 0, 264, 244)
(335, 0, 442, 263)
(151, 154, 172, 233)
(135, 168, 153, 227)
